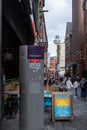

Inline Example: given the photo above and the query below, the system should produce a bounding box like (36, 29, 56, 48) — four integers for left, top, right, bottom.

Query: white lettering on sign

(29, 54, 41, 58)
(29, 81, 41, 94)
(29, 59, 41, 70)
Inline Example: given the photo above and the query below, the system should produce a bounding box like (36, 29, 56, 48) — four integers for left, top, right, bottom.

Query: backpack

(84, 80, 87, 88)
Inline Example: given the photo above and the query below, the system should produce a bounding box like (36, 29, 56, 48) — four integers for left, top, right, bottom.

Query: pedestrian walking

(80, 77, 85, 98)
(11, 95, 18, 115)
(48, 77, 52, 87)
(63, 75, 67, 85)
(44, 76, 47, 87)
(76, 74, 80, 82)
(6, 96, 12, 118)
(84, 79, 87, 98)
(65, 77, 73, 92)
(60, 76, 63, 83)
(55, 76, 59, 85)
(73, 79, 80, 97)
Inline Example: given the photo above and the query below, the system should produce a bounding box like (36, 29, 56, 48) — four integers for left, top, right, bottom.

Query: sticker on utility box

(29, 59, 41, 70)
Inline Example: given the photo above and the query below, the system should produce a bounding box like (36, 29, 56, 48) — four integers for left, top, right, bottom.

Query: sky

(44, 0, 72, 57)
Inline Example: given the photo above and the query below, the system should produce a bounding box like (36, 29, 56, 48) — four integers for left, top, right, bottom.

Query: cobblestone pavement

(1, 97, 87, 130)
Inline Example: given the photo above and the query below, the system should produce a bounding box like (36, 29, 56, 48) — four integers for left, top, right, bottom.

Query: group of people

(44, 73, 87, 98)
(62, 74, 87, 98)
(44, 74, 56, 87)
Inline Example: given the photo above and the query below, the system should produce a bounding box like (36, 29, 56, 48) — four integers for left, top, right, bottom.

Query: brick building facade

(65, 22, 72, 75)
(72, 0, 85, 77)
(65, 0, 87, 78)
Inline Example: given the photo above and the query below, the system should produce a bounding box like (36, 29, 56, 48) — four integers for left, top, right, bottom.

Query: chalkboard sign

(52, 92, 73, 122)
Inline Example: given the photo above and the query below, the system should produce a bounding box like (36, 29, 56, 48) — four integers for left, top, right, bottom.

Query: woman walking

(66, 77, 73, 92)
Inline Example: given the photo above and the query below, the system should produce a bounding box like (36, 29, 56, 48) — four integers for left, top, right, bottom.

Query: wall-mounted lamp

(39, 10, 49, 13)
(19, 0, 21, 3)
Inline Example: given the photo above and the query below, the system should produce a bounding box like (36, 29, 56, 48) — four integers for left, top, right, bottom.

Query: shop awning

(3, 91, 19, 95)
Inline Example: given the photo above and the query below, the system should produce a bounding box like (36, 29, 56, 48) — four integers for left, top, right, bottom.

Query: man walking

(84, 79, 87, 98)
(80, 77, 85, 98)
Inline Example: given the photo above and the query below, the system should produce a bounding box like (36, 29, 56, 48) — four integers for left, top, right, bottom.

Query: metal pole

(0, 0, 2, 125)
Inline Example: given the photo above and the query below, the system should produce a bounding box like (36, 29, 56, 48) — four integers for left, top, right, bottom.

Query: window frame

(85, 0, 87, 9)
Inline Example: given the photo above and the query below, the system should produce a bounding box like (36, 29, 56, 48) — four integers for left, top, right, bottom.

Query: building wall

(83, 1, 87, 77)
(37, 0, 48, 79)
(72, 0, 86, 77)
(65, 22, 72, 64)
(78, 0, 85, 50)
(65, 22, 72, 75)
(50, 57, 57, 74)
(59, 43, 65, 76)
(0, 0, 2, 121)
(72, 0, 78, 61)
(72, 0, 84, 58)
(85, 10, 87, 44)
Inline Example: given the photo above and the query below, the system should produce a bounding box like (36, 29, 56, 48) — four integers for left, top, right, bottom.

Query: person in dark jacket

(11, 95, 18, 115)
(80, 77, 85, 98)
(6, 96, 12, 117)
(48, 77, 52, 87)
(44, 76, 47, 87)
(84, 79, 87, 98)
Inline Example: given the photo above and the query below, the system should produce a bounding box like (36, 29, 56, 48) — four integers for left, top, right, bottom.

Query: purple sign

(28, 46, 44, 59)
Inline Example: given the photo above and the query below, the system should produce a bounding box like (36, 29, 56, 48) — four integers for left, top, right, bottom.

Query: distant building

(47, 53, 50, 68)
(49, 56, 57, 75)
(59, 42, 65, 76)
(53, 35, 65, 76)
(56, 42, 65, 77)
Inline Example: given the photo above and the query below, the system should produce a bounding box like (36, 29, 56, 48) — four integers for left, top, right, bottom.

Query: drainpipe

(0, 0, 2, 125)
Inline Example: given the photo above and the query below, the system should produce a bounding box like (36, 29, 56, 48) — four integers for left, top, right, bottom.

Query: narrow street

(2, 97, 87, 130)
(0, 0, 87, 130)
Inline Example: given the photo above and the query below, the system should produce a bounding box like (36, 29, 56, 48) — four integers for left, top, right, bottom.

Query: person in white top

(73, 79, 80, 97)
(66, 77, 73, 92)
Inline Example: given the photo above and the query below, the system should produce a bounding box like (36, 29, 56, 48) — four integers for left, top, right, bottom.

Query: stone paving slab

(1, 97, 87, 130)
(64, 128, 77, 130)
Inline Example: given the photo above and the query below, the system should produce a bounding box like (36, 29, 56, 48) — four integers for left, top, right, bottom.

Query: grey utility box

(19, 45, 44, 130)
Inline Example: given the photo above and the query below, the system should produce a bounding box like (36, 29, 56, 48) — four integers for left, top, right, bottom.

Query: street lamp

(53, 35, 61, 45)
(53, 35, 61, 76)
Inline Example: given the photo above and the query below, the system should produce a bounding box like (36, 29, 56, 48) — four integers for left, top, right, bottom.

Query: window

(86, 34, 87, 43)
(85, 0, 87, 9)
(85, 24, 87, 43)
